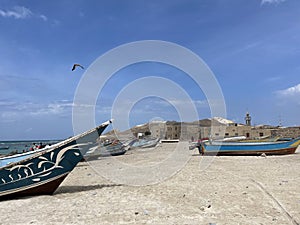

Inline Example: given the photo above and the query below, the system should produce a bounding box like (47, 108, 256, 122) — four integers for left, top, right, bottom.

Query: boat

(0, 120, 112, 167)
(85, 139, 126, 160)
(0, 146, 9, 150)
(129, 138, 159, 149)
(101, 140, 127, 156)
(141, 138, 160, 148)
(199, 137, 300, 156)
(0, 120, 112, 199)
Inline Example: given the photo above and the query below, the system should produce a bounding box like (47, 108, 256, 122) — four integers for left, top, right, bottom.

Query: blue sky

(0, 0, 300, 140)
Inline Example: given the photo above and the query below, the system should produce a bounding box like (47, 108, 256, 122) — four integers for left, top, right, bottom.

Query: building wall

(133, 121, 300, 141)
(149, 121, 167, 139)
(182, 123, 201, 141)
(165, 123, 181, 140)
(271, 127, 300, 138)
(200, 126, 273, 140)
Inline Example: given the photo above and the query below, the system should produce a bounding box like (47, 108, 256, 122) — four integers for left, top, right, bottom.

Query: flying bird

(72, 64, 84, 71)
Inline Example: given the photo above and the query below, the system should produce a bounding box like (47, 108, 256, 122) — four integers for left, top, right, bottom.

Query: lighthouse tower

(245, 112, 251, 126)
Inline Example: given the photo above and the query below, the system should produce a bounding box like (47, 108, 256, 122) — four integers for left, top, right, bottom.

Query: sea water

(0, 140, 60, 155)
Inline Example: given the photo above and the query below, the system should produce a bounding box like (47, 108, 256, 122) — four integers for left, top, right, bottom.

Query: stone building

(270, 126, 300, 138)
(207, 124, 271, 139)
(148, 121, 166, 139)
(111, 112, 300, 141)
(165, 121, 181, 140)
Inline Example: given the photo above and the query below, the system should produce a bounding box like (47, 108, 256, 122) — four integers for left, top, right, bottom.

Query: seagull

(72, 64, 84, 71)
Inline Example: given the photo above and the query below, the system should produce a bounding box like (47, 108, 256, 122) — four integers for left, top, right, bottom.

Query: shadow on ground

(55, 183, 122, 195)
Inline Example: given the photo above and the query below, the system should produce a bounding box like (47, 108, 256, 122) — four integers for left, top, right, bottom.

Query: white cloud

(277, 83, 300, 96)
(39, 14, 48, 21)
(0, 6, 32, 19)
(0, 111, 17, 123)
(30, 101, 73, 116)
(233, 42, 262, 54)
(0, 6, 47, 21)
(261, 0, 286, 5)
(265, 76, 281, 83)
(0, 100, 74, 122)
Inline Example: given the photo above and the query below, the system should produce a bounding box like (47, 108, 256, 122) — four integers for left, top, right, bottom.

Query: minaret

(245, 112, 251, 126)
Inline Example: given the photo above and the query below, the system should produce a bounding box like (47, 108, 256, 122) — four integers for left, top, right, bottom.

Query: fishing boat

(0, 120, 112, 167)
(129, 138, 159, 149)
(0, 120, 112, 199)
(0, 146, 9, 150)
(199, 137, 300, 156)
(85, 139, 126, 160)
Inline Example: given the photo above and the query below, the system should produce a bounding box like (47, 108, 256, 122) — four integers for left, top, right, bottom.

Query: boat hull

(202, 147, 297, 156)
(0, 174, 68, 199)
(201, 138, 300, 156)
(0, 120, 112, 199)
(84, 141, 126, 160)
(129, 138, 159, 149)
(0, 145, 83, 199)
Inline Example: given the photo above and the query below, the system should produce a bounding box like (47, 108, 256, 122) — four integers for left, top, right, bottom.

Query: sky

(0, 0, 300, 140)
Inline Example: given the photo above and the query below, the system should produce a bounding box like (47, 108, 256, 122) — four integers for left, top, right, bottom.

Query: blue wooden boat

(0, 120, 112, 199)
(199, 137, 300, 155)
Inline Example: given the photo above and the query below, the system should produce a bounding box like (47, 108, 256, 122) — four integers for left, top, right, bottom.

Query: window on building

(235, 133, 238, 136)
(225, 133, 229, 136)
(215, 133, 219, 136)
(259, 132, 264, 137)
(246, 133, 250, 138)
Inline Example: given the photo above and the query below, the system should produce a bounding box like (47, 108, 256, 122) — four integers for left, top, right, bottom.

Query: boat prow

(0, 120, 112, 199)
